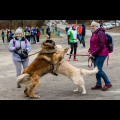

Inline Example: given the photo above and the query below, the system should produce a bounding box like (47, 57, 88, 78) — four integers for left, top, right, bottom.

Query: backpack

(77, 26, 82, 34)
(106, 33, 113, 53)
(97, 32, 113, 66)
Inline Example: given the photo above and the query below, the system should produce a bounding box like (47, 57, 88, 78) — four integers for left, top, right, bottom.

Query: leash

(67, 53, 93, 68)
(66, 53, 89, 56)
(28, 51, 40, 57)
(66, 53, 110, 67)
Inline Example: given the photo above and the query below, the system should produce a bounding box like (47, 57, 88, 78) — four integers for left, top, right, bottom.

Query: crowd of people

(0, 26, 50, 44)
(1, 23, 59, 44)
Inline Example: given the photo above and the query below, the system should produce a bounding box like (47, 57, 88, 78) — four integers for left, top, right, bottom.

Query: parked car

(109, 21, 119, 27)
(116, 20, 120, 24)
(102, 23, 109, 29)
(103, 23, 113, 29)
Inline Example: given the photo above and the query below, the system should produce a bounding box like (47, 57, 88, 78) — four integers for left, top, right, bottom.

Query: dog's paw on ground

(30, 95, 41, 99)
(73, 88, 79, 92)
(82, 91, 86, 94)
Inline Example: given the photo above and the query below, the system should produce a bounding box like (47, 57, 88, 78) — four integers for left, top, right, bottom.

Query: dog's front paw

(73, 88, 79, 92)
(30, 95, 40, 99)
(53, 72, 58, 76)
(29, 94, 40, 99)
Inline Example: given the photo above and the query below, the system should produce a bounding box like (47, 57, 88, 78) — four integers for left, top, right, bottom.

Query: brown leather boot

(91, 84, 102, 90)
(102, 84, 112, 91)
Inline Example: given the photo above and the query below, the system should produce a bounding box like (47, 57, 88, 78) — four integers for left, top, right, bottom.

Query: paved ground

(0, 25, 120, 100)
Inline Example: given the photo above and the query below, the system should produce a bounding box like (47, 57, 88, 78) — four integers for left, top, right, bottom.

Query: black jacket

(82, 25, 86, 36)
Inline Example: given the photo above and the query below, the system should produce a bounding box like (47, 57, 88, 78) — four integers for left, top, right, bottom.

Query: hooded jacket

(8, 37, 32, 61)
(88, 27, 108, 56)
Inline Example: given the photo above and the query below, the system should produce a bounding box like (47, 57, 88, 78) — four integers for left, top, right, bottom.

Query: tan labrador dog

(55, 45, 99, 94)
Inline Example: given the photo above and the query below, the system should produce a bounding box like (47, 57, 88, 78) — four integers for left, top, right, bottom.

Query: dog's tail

(17, 73, 30, 84)
(80, 66, 98, 76)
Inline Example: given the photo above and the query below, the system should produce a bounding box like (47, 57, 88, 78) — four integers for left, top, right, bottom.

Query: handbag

(15, 49, 28, 59)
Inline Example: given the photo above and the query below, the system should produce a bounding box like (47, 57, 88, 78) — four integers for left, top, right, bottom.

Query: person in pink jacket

(88, 21, 112, 91)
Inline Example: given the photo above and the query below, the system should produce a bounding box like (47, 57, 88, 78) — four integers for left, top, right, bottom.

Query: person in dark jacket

(8, 30, 14, 42)
(88, 21, 112, 91)
(36, 27, 40, 43)
(46, 25, 51, 39)
(30, 27, 36, 44)
(6, 29, 10, 43)
(81, 22, 86, 48)
(1, 29, 5, 44)
(24, 27, 31, 42)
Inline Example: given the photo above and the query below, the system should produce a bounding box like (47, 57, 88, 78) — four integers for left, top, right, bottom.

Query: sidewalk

(57, 23, 120, 36)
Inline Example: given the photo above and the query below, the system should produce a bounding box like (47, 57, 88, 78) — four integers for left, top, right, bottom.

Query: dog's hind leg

(73, 76, 86, 94)
(80, 85, 86, 94)
(27, 75, 40, 99)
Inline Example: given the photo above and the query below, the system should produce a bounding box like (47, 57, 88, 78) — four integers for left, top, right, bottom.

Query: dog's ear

(64, 48, 69, 53)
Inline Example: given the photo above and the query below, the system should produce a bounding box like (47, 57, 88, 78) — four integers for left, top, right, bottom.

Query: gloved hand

(14, 47, 21, 52)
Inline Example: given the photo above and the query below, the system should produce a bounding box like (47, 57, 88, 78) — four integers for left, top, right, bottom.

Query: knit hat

(72, 24, 76, 29)
(15, 27, 23, 34)
(90, 21, 100, 27)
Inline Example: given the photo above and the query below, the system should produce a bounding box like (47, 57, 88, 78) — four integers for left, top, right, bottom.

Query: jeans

(31, 35, 36, 43)
(81, 36, 85, 47)
(77, 34, 82, 43)
(94, 56, 111, 85)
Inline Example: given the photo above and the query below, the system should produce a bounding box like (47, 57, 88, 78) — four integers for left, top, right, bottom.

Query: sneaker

(91, 84, 102, 90)
(17, 83, 21, 88)
(102, 84, 112, 91)
(81, 46, 85, 48)
(68, 57, 71, 61)
(73, 58, 78, 61)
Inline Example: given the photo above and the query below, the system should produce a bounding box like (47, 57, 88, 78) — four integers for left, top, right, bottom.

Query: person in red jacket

(88, 21, 112, 91)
